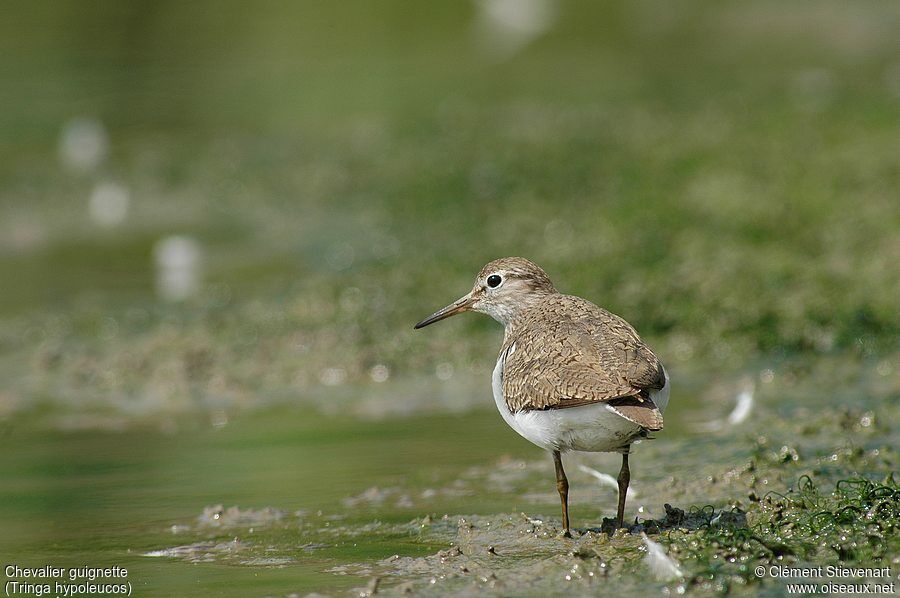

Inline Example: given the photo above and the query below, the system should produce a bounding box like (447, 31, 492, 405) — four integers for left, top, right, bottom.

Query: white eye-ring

(486, 274, 503, 288)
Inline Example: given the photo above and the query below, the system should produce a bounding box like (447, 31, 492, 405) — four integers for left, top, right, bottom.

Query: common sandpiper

(414, 257, 670, 535)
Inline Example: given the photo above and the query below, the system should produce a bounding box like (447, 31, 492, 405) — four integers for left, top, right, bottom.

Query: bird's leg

(616, 450, 630, 529)
(552, 450, 571, 536)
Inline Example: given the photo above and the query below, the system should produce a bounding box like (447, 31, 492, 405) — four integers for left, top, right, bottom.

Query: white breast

(491, 345, 669, 453)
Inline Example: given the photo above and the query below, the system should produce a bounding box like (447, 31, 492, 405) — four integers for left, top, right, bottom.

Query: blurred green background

(0, 1, 897, 595)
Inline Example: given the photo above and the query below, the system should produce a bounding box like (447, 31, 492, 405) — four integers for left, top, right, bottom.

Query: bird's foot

(600, 517, 624, 535)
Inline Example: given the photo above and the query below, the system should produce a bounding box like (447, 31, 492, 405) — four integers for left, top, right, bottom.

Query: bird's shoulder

(500, 294, 665, 416)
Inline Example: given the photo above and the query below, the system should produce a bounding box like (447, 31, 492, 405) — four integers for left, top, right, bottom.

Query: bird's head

(414, 257, 557, 329)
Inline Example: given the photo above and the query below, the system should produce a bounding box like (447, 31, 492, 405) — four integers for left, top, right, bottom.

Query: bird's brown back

(500, 294, 665, 430)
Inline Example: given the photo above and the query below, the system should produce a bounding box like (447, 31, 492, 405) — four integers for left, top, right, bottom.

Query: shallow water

(0, 407, 545, 595)
(0, 409, 504, 594)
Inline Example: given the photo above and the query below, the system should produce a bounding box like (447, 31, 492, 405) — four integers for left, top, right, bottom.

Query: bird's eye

(487, 274, 502, 288)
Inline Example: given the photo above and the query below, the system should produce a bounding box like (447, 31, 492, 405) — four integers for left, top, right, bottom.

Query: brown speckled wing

(500, 295, 665, 429)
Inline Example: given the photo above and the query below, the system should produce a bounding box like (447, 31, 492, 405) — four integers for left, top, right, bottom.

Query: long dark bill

(413, 293, 474, 329)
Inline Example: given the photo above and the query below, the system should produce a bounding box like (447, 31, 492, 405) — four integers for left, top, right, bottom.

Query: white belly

(491, 347, 670, 453)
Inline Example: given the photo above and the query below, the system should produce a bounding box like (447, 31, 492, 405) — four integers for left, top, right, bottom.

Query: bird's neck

(497, 292, 555, 338)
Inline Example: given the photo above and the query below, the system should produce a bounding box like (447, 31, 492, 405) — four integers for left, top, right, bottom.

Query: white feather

(693, 379, 754, 432)
(577, 464, 638, 498)
(641, 532, 683, 581)
(726, 382, 754, 425)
